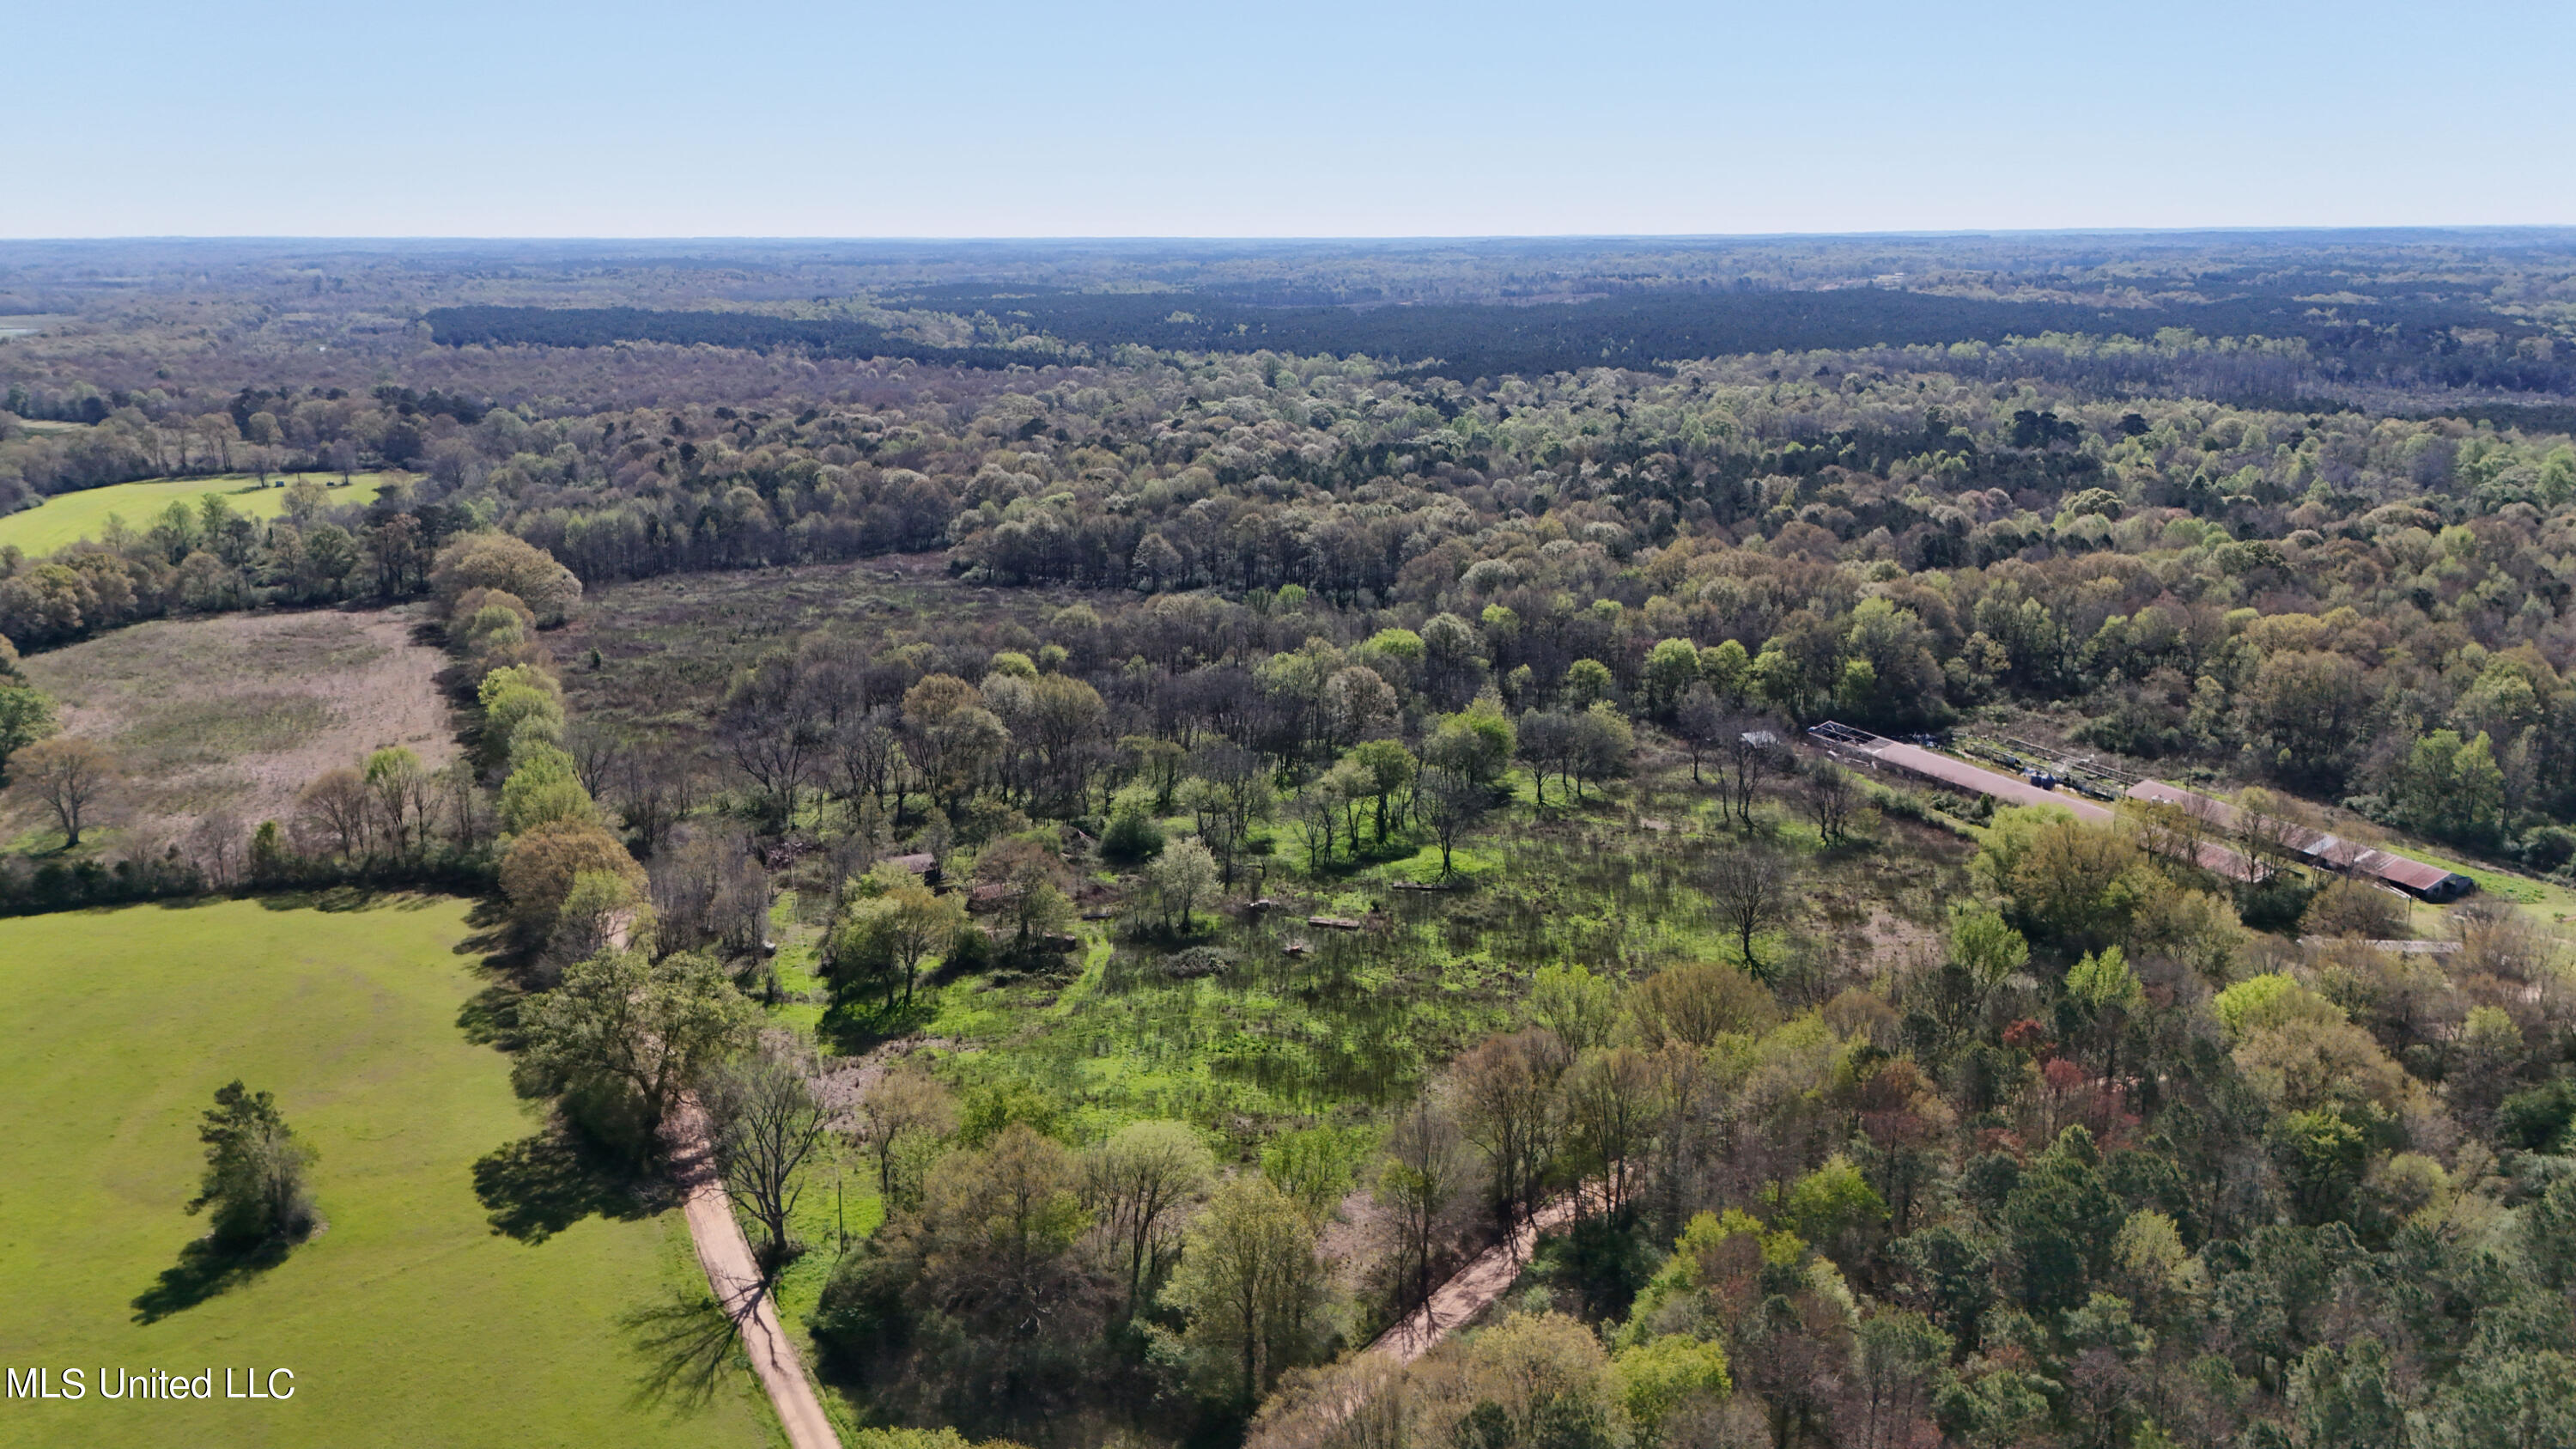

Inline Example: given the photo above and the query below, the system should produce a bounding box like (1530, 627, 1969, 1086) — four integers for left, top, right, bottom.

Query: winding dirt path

(1365, 1194, 1579, 1363)
(667, 1096, 841, 1449)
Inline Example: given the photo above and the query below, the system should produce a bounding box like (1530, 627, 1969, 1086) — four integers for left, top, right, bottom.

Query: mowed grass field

(0, 472, 396, 556)
(0, 896, 773, 1449)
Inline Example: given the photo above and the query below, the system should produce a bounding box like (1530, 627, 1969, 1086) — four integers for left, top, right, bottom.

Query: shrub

(946, 922, 994, 975)
(1161, 945, 1232, 980)
(1101, 805, 1164, 864)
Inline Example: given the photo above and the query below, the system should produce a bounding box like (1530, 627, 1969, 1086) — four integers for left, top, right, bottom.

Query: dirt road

(668, 1096, 842, 1449)
(1365, 1194, 1578, 1363)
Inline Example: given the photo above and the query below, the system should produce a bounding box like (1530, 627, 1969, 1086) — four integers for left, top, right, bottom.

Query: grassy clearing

(0, 472, 398, 557)
(0, 894, 773, 1449)
(556, 557, 1103, 746)
(9, 608, 456, 845)
(810, 775, 1972, 1155)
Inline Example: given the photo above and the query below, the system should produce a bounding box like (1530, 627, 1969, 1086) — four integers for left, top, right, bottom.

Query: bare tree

(854, 1062, 955, 1209)
(1515, 709, 1575, 809)
(2233, 786, 2311, 869)
(650, 825, 769, 956)
(719, 655, 823, 832)
(1562, 1046, 1662, 1219)
(1709, 845, 1792, 978)
(827, 706, 908, 819)
(1799, 758, 1859, 848)
(1449, 1029, 1563, 1228)
(564, 720, 628, 801)
(1674, 682, 1726, 785)
(436, 758, 489, 850)
(1716, 715, 1777, 832)
(296, 766, 373, 860)
(1417, 765, 1488, 878)
(1182, 740, 1273, 886)
(185, 808, 247, 891)
(14, 737, 119, 848)
(611, 745, 693, 858)
(704, 1038, 832, 1277)
(1375, 1099, 1475, 1307)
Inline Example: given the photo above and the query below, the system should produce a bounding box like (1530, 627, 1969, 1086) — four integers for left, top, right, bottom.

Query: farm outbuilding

(2123, 781, 2475, 902)
(1806, 722, 2268, 881)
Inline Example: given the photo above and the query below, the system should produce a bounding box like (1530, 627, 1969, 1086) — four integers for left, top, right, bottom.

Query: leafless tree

(1710, 845, 1792, 978)
(703, 1037, 831, 1277)
(1417, 765, 1487, 878)
(1562, 1045, 1662, 1218)
(1800, 758, 1859, 848)
(296, 766, 373, 860)
(827, 706, 908, 819)
(611, 745, 696, 858)
(650, 825, 769, 956)
(1674, 682, 1726, 784)
(13, 737, 120, 848)
(1376, 1099, 1476, 1308)
(565, 719, 628, 800)
(720, 654, 823, 831)
(854, 1062, 956, 1210)
(1449, 1029, 1563, 1228)
(436, 759, 489, 849)
(1716, 715, 1777, 832)
(185, 809, 248, 890)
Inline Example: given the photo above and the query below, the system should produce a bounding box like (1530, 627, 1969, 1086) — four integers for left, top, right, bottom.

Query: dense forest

(423, 281, 2575, 399)
(5, 234, 2576, 1449)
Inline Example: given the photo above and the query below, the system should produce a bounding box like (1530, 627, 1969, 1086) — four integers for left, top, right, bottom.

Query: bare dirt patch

(10, 607, 459, 842)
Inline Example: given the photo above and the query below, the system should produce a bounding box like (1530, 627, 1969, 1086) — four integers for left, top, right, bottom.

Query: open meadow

(8, 608, 456, 848)
(0, 895, 773, 1449)
(0, 473, 396, 557)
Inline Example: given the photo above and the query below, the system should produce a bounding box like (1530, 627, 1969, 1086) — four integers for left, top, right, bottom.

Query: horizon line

(8, 224, 2576, 247)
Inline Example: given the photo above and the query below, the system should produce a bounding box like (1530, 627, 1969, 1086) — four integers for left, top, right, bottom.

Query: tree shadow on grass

(131, 1235, 295, 1324)
(455, 978, 528, 1050)
(253, 886, 399, 913)
(817, 995, 939, 1057)
(456, 897, 514, 960)
(471, 1127, 668, 1244)
(619, 1288, 747, 1415)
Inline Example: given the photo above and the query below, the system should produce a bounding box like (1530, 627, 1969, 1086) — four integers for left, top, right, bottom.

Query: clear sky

(12, 0, 2573, 238)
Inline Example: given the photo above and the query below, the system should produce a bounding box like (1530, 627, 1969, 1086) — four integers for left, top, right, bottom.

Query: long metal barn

(1803, 721, 2473, 901)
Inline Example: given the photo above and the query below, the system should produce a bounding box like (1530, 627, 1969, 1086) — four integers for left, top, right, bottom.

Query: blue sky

(12, 0, 2572, 237)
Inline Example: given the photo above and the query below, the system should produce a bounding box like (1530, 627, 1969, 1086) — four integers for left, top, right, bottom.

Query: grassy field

(9, 608, 457, 847)
(0, 895, 775, 1449)
(0, 472, 397, 557)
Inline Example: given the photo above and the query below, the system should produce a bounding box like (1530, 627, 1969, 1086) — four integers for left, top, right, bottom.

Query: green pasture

(0, 472, 397, 557)
(0, 895, 771, 1449)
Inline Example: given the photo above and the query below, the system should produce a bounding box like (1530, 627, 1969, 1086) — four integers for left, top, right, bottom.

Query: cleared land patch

(0, 895, 772, 1449)
(556, 552, 1085, 746)
(9, 608, 457, 844)
(0, 472, 396, 557)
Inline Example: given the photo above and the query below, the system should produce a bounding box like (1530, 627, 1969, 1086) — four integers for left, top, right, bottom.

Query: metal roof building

(2123, 780, 2474, 902)
(1807, 723, 2265, 880)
